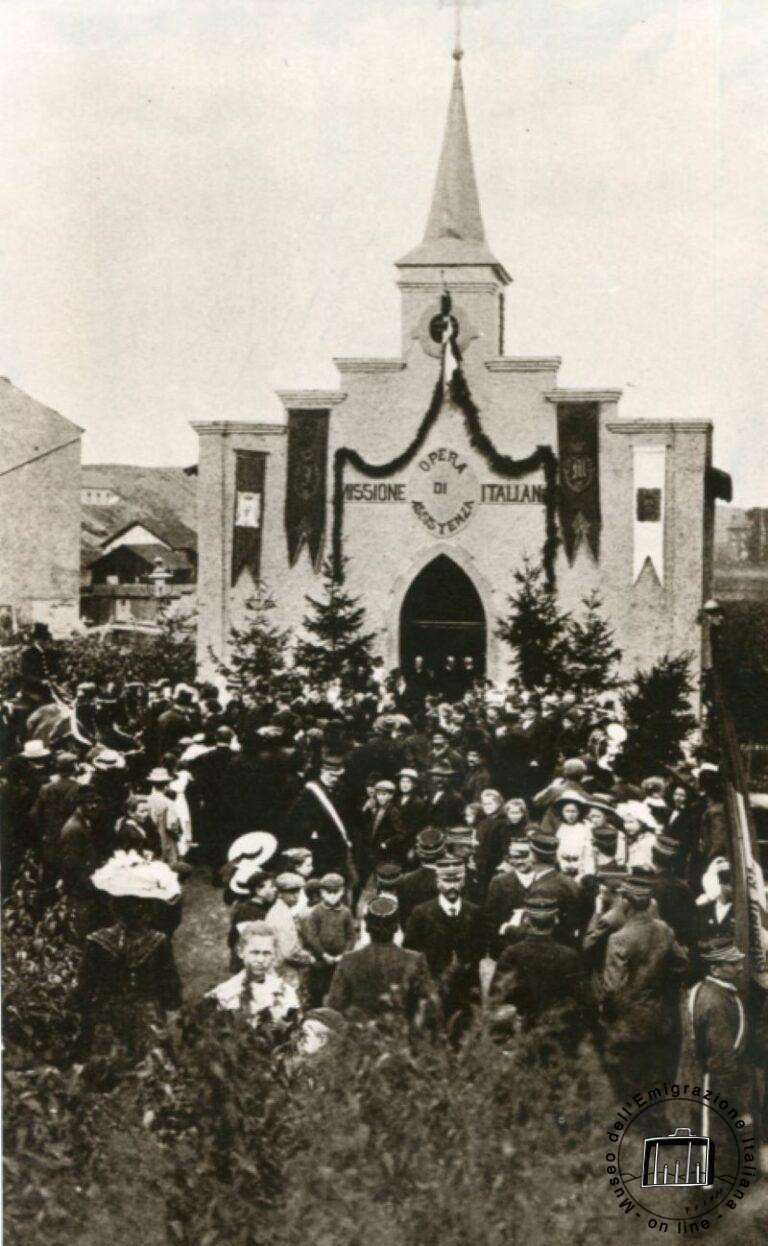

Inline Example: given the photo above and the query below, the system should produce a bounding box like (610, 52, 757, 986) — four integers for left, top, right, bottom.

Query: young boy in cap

(301, 873, 355, 1006)
(266, 872, 315, 989)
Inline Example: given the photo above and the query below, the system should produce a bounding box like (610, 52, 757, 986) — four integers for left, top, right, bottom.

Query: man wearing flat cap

(404, 858, 483, 1035)
(364, 779, 409, 877)
(489, 896, 591, 1051)
(327, 895, 437, 1028)
(599, 874, 689, 1104)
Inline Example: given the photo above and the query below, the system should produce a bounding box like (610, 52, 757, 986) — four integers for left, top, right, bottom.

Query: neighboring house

(714, 505, 768, 603)
(0, 378, 83, 635)
(80, 465, 197, 628)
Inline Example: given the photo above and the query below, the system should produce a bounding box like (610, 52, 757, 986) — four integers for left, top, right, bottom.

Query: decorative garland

(331, 363, 560, 589)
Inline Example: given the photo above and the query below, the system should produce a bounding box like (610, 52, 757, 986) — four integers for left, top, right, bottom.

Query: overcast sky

(0, 0, 765, 503)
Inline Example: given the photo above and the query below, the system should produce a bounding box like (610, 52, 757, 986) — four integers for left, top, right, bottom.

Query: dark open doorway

(400, 554, 487, 679)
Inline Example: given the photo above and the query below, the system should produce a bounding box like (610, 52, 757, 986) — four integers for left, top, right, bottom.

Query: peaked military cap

(700, 937, 744, 964)
(375, 861, 403, 885)
(528, 828, 558, 860)
(652, 834, 682, 861)
(416, 826, 446, 860)
(365, 894, 399, 923)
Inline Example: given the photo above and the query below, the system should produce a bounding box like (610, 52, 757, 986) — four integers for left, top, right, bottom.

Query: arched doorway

(400, 554, 487, 680)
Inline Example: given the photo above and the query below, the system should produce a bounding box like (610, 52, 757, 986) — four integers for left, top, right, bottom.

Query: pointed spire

(397, 53, 509, 282)
(424, 55, 485, 245)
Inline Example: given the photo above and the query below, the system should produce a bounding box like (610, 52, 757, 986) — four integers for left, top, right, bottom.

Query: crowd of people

(1, 633, 766, 1162)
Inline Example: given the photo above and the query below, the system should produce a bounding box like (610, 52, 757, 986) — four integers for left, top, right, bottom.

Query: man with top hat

(285, 752, 355, 883)
(489, 895, 591, 1051)
(396, 827, 444, 927)
(599, 873, 689, 1101)
(404, 858, 483, 1034)
(688, 938, 748, 1108)
(327, 895, 437, 1026)
(20, 621, 59, 705)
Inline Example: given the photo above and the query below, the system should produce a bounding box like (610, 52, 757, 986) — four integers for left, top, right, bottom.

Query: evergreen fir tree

(565, 591, 622, 698)
(295, 557, 376, 689)
(620, 653, 698, 780)
(495, 558, 571, 692)
(219, 583, 292, 689)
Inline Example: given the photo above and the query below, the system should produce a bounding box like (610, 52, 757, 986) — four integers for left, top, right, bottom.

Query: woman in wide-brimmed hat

(75, 852, 182, 1061)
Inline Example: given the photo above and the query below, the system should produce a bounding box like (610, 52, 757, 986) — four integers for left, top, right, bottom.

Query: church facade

(194, 53, 728, 687)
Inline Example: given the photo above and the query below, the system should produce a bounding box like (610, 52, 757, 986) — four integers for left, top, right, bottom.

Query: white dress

(208, 970, 299, 1024)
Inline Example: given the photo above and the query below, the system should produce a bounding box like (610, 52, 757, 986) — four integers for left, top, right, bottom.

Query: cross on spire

(439, 0, 479, 62)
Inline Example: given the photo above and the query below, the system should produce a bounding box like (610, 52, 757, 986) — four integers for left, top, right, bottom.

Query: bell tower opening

(399, 554, 486, 679)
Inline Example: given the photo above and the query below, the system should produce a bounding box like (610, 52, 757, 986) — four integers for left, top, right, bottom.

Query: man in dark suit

(426, 760, 465, 829)
(396, 826, 444, 926)
(404, 858, 483, 1035)
(327, 895, 437, 1027)
(20, 622, 59, 704)
(525, 828, 585, 947)
(489, 896, 592, 1050)
(31, 751, 81, 881)
(483, 839, 536, 958)
(651, 835, 698, 950)
(365, 779, 409, 872)
(599, 875, 689, 1112)
(284, 753, 355, 882)
(396, 768, 428, 839)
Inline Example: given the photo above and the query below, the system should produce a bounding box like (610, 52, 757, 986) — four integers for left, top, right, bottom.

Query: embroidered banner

(556, 403, 600, 562)
(633, 445, 666, 584)
(231, 451, 266, 586)
(285, 410, 329, 569)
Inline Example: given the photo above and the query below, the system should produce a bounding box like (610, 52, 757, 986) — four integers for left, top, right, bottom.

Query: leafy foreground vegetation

(4, 872, 767, 1246)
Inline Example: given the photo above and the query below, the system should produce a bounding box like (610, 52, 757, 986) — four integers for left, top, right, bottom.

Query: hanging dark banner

(231, 451, 266, 586)
(285, 409, 329, 570)
(556, 402, 600, 563)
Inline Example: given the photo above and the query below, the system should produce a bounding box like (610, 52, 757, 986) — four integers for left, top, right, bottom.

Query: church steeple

(397, 51, 510, 283)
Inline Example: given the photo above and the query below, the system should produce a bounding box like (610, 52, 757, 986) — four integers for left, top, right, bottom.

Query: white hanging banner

(633, 445, 666, 584)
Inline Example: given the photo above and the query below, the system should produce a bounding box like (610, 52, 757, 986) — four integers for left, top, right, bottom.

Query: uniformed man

(396, 826, 445, 926)
(327, 895, 437, 1029)
(688, 939, 748, 1108)
(489, 896, 592, 1052)
(404, 858, 484, 1038)
(599, 874, 689, 1107)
